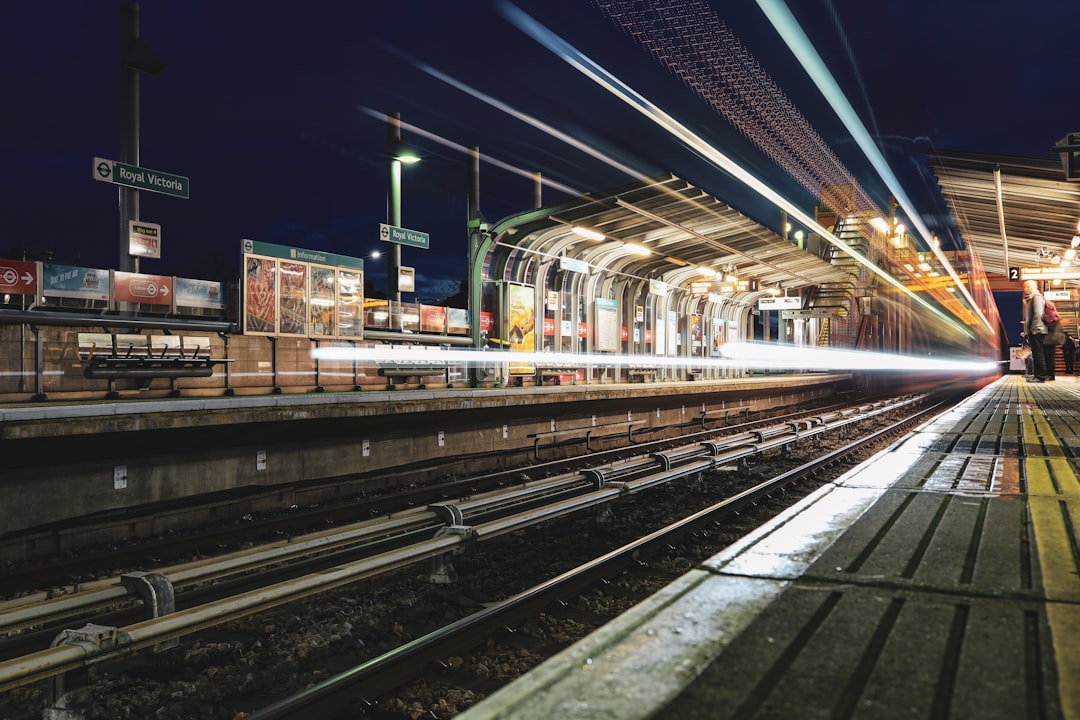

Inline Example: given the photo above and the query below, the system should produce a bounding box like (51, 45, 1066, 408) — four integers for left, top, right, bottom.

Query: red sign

(113, 271, 173, 306)
(645, 329, 653, 343)
(621, 326, 628, 342)
(543, 317, 555, 336)
(420, 305, 447, 333)
(578, 322, 588, 339)
(0, 260, 36, 294)
(480, 311, 494, 332)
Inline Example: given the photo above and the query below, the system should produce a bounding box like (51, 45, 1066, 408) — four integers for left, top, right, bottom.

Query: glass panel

(337, 270, 363, 338)
(309, 266, 336, 337)
(278, 261, 307, 335)
(244, 256, 277, 334)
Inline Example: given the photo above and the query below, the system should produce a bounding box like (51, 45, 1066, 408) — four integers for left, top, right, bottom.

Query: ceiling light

(870, 217, 889, 234)
(623, 242, 651, 256)
(1072, 235, 1080, 248)
(1051, 253, 1062, 265)
(918, 262, 932, 272)
(1066, 248, 1077, 261)
(571, 226, 605, 241)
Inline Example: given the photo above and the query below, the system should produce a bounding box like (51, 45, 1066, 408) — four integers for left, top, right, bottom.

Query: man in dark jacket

(1064, 333, 1076, 375)
(1022, 280, 1049, 382)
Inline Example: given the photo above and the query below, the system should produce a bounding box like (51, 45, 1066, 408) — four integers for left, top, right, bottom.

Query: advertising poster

(595, 298, 618, 351)
(506, 283, 535, 375)
(667, 311, 678, 355)
(447, 308, 470, 335)
(277, 261, 307, 335)
(691, 313, 703, 351)
(175, 277, 225, 310)
(711, 317, 724, 356)
(113, 271, 173, 306)
(309, 266, 336, 337)
(420, 304, 447, 334)
(244, 256, 277, 334)
(41, 263, 109, 302)
(337, 270, 363, 338)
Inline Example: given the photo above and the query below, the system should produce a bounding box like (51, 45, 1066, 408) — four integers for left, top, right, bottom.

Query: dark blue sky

(4, 1, 1078, 306)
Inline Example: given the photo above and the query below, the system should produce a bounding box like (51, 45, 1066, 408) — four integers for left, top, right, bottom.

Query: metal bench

(376, 361, 451, 389)
(76, 332, 232, 397)
(627, 367, 658, 383)
(536, 367, 578, 386)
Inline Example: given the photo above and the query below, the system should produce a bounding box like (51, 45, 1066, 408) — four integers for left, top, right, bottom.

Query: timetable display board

(241, 239, 364, 338)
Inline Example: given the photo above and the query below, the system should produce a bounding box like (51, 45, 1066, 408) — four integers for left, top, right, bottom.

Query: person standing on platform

(1064, 333, 1076, 375)
(1022, 280, 1049, 383)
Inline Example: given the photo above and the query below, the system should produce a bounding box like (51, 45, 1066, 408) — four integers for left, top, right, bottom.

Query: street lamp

(386, 112, 421, 309)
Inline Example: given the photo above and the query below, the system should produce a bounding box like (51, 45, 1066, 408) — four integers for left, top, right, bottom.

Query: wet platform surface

(458, 375, 1080, 720)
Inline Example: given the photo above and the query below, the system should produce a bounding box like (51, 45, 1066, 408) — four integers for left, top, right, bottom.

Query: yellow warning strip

(1028, 456, 1080, 717)
(1048, 603, 1080, 720)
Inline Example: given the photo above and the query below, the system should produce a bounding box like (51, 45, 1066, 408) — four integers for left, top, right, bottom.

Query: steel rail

(0, 394, 928, 694)
(245, 400, 946, 719)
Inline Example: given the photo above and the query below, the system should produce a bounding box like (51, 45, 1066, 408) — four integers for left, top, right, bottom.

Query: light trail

(755, 0, 994, 336)
(312, 343, 998, 374)
(499, 2, 977, 342)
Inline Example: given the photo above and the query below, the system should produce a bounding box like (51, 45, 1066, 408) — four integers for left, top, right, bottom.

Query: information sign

(129, 220, 162, 258)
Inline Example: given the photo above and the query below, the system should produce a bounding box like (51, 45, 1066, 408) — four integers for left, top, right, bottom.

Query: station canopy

(488, 174, 851, 292)
(930, 149, 1080, 283)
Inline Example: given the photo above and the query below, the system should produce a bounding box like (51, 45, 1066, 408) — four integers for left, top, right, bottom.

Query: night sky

(4, 1, 1078, 311)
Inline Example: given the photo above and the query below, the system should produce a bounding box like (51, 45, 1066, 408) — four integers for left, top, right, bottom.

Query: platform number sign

(1008, 267, 1020, 282)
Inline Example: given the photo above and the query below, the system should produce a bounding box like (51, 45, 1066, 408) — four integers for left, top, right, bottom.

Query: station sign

(757, 296, 802, 310)
(241, 239, 365, 270)
(0, 260, 37, 294)
(1045, 290, 1072, 301)
(781, 308, 832, 319)
(129, 220, 162, 258)
(1018, 266, 1080, 281)
(379, 223, 429, 250)
(559, 257, 588, 274)
(93, 157, 190, 199)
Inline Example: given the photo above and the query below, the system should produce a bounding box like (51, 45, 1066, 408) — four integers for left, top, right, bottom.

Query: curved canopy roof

(486, 174, 852, 291)
(930, 149, 1080, 281)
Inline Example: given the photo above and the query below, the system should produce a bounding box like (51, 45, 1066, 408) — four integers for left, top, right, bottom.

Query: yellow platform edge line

(1028, 453, 1080, 719)
(1048, 603, 1080, 720)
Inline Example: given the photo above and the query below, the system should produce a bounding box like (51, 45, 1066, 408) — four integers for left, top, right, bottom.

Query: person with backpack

(1022, 280, 1049, 382)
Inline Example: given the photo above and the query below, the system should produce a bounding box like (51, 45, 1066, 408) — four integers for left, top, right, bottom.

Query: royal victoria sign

(93, 157, 190, 199)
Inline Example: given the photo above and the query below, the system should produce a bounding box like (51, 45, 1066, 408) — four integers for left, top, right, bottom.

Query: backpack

(1043, 298, 1060, 325)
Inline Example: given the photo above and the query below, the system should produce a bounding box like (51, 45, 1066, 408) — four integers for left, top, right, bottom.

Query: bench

(527, 419, 646, 459)
(76, 332, 232, 397)
(536, 367, 578, 386)
(376, 361, 450, 389)
(627, 367, 658, 383)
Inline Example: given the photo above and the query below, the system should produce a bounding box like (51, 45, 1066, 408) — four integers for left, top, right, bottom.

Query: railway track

(0, 393, 944, 717)
(247, 398, 946, 719)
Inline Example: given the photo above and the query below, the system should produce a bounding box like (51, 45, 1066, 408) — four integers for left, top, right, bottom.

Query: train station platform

(457, 374, 1080, 720)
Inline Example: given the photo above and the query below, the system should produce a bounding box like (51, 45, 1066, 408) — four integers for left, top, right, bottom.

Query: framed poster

(244, 256, 277, 334)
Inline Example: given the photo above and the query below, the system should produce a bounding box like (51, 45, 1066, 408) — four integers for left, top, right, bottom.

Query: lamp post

(386, 112, 420, 309)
